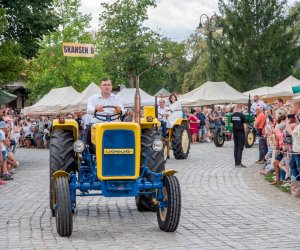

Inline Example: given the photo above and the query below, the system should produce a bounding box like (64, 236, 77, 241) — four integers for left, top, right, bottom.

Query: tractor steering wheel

(94, 105, 122, 122)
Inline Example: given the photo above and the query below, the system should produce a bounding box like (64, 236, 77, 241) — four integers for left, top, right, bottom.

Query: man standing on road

(231, 104, 247, 168)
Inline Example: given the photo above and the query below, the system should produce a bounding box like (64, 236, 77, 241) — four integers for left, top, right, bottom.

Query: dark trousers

(258, 137, 268, 161)
(233, 132, 245, 165)
(161, 121, 167, 137)
(289, 154, 300, 181)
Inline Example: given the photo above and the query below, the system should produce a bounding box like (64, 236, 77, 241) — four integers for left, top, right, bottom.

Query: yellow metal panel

(140, 118, 161, 130)
(144, 106, 155, 118)
(52, 119, 78, 140)
(93, 122, 141, 180)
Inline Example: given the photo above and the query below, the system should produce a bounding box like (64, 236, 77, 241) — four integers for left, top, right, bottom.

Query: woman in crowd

(188, 108, 200, 144)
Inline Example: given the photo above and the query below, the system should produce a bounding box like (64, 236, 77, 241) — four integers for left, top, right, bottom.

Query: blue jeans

(161, 121, 167, 137)
(289, 154, 300, 181)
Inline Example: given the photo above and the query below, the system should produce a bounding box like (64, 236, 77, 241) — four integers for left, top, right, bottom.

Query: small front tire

(55, 176, 73, 237)
(157, 175, 181, 232)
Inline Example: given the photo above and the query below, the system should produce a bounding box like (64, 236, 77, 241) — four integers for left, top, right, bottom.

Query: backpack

(292, 125, 300, 153)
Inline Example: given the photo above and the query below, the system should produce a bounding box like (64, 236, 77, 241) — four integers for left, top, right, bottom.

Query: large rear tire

(171, 125, 190, 159)
(50, 130, 76, 217)
(157, 175, 181, 232)
(136, 129, 165, 212)
(214, 129, 224, 147)
(55, 176, 73, 237)
(245, 128, 255, 148)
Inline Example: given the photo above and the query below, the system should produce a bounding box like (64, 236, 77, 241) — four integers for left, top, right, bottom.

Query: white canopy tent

(116, 88, 155, 107)
(273, 75, 300, 93)
(179, 81, 248, 106)
(243, 86, 293, 98)
(22, 86, 80, 116)
(60, 82, 99, 113)
(154, 87, 171, 97)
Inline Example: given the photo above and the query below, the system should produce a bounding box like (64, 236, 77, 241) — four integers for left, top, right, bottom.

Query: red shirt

(255, 113, 266, 135)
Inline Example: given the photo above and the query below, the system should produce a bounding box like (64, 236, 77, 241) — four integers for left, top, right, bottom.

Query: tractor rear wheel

(50, 130, 76, 217)
(157, 175, 181, 232)
(245, 128, 255, 148)
(55, 176, 73, 237)
(135, 129, 165, 212)
(171, 125, 190, 159)
(214, 129, 225, 147)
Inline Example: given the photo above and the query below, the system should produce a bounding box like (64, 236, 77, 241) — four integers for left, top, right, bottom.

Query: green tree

(26, 0, 107, 101)
(0, 8, 23, 86)
(181, 32, 210, 93)
(290, 1, 300, 79)
(1, 0, 59, 58)
(99, 0, 161, 88)
(216, 0, 300, 91)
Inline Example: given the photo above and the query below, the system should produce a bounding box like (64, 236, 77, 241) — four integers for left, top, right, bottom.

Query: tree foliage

(0, 0, 59, 59)
(26, 0, 107, 101)
(216, 0, 300, 91)
(99, 0, 159, 88)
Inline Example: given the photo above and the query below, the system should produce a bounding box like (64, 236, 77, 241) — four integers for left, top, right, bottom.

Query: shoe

(256, 160, 265, 164)
(270, 180, 281, 185)
(235, 164, 247, 168)
(2, 174, 14, 181)
(0, 180, 6, 185)
(205, 138, 211, 143)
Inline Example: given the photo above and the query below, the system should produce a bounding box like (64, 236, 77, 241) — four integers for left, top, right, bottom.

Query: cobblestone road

(1, 142, 300, 250)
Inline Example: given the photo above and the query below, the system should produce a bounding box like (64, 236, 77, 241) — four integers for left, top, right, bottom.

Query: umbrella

(0, 90, 17, 104)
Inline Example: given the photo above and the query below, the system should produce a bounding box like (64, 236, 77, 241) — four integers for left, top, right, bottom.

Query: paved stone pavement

(1, 142, 300, 250)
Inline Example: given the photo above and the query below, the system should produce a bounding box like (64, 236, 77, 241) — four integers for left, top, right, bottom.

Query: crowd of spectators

(252, 96, 300, 196)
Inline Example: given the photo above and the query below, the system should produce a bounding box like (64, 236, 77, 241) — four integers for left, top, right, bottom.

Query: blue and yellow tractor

(49, 105, 181, 237)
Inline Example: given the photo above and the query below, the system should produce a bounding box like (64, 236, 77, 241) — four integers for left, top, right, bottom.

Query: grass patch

(265, 172, 291, 193)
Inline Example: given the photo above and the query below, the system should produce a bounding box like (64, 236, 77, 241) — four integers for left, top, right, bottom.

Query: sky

(79, 0, 297, 42)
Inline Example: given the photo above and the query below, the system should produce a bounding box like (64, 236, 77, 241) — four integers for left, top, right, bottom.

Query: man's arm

(114, 97, 125, 115)
(87, 96, 96, 115)
(250, 103, 256, 114)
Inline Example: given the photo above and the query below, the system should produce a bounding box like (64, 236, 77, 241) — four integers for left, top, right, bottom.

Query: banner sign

(63, 42, 95, 58)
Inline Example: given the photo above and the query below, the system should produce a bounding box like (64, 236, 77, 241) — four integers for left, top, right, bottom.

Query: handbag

(283, 136, 292, 145)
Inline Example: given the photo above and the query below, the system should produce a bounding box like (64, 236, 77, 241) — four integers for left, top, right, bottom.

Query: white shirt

(167, 101, 183, 128)
(250, 100, 267, 115)
(81, 114, 93, 129)
(87, 92, 125, 123)
(158, 106, 169, 122)
(0, 130, 6, 152)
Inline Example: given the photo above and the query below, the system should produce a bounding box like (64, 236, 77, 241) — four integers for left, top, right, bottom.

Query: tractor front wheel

(245, 128, 255, 148)
(214, 129, 225, 147)
(157, 175, 181, 232)
(136, 129, 165, 212)
(171, 125, 190, 159)
(50, 130, 76, 217)
(55, 176, 73, 237)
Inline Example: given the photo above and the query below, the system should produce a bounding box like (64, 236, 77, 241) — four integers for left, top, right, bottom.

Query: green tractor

(50, 96, 181, 236)
(213, 112, 256, 148)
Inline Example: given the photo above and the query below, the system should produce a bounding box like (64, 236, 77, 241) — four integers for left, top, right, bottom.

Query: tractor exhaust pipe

(134, 76, 141, 124)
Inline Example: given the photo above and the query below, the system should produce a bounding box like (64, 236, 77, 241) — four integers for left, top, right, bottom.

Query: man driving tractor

(85, 78, 125, 149)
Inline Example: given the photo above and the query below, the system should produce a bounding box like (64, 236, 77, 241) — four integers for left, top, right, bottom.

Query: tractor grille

(102, 130, 135, 177)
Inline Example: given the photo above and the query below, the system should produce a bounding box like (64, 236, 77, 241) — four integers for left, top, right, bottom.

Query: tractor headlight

(73, 140, 85, 153)
(152, 139, 163, 152)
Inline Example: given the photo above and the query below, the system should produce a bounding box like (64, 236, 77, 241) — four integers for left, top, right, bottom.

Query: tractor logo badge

(104, 149, 134, 154)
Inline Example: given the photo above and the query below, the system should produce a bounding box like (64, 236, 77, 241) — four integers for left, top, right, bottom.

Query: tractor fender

(162, 169, 177, 176)
(52, 119, 78, 141)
